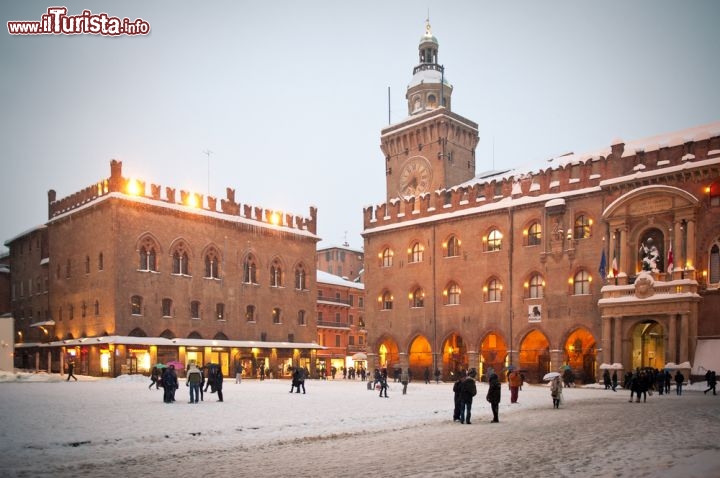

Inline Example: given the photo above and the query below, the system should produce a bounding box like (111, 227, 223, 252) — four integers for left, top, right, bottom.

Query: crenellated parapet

(48, 160, 318, 236)
(365, 129, 720, 231)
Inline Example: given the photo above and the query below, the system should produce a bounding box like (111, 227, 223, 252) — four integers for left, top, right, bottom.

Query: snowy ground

(0, 372, 718, 478)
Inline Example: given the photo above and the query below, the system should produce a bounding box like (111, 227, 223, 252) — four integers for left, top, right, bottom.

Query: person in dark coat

(675, 370, 685, 396)
(66, 362, 78, 381)
(424, 367, 431, 384)
(149, 366, 161, 390)
(452, 370, 464, 421)
(378, 373, 389, 398)
(459, 370, 477, 424)
(704, 370, 717, 395)
(162, 365, 178, 403)
(655, 369, 665, 395)
(486, 373, 501, 422)
(603, 369, 611, 390)
(636, 371, 649, 402)
(611, 370, 618, 392)
(215, 368, 224, 402)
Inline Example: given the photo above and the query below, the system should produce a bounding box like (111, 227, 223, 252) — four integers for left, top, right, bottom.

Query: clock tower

(382, 21, 479, 203)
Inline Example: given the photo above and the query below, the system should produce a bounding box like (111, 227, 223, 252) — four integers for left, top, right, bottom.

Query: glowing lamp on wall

(126, 178, 141, 196)
(270, 212, 281, 226)
(187, 193, 200, 208)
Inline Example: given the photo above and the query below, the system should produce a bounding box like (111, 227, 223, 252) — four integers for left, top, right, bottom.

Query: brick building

(316, 244, 364, 282)
(362, 22, 720, 383)
(8, 160, 322, 377)
(316, 270, 366, 377)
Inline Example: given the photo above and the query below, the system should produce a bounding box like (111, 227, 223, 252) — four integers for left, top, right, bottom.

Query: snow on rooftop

(317, 270, 364, 290)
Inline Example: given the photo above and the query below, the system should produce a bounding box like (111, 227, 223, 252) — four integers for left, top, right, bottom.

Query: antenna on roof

(387, 86, 391, 125)
(202, 149, 213, 196)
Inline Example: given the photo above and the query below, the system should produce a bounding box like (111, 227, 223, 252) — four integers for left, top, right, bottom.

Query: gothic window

(486, 229, 503, 252)
(295, 264, 307, 290)
(204, 247, 220, 279)
(162, 298, 172, 317)
(381, 290, 393, 310)
(444, 282, 461, 305)
(172, 242, 190, 275)
(243, 254, 258, 284)
(138, 237, 158, 271)
(573, 270, 591, 295)
(446, 235, 460, 258)
(246, 305, 256, 322)
(529, 273, 545, 299)
(190, 300, 200, 319)
(527, 222, 542, 246)
(410, 287, 425, 308)
(131, 295, 143, 315)
(381, 247, 393, 268)
(272, 307, 281, 324)
(574, 215, 592, 240)
(408, 241, 424, 263)
(216, 303, 225, 321)
(485, 278, 502, 302)
(270, 259, 283, 287)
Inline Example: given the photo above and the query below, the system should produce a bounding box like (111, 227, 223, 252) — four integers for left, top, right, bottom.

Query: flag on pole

(667, 241, 674, 274)
(599, 249, 607, 283)
(611, 255, 618, 277)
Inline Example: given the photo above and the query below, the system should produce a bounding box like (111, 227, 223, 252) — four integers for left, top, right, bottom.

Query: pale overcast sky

(1, 1, 719, 254)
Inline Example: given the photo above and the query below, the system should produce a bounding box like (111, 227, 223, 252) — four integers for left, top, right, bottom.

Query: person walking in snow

(162, 365, 178, 403)
(186, 362, 202, 403)
(704, 370, 717, 395)
(486, 372, 501, 423)
(611, 370, 618, 392)
(452, 371, 464, 421)
(378, 373, 389, 398)
(508, 369, 522, 403)
(603, 369, 611, 390)
(550, 375, 563, 409)
(675, 370, 685, 396)
(149, 366, 161, 390)
(214, 368, 224, 402)
(459, 369, 477, 424)
(235, 362, 244, 384)
(424, 367, 431, 384)
(400, 368, 409, 395)
(66, 361, 78, 381)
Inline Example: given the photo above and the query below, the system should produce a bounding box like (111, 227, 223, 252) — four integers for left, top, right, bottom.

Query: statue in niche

(639, 237, 661, 272)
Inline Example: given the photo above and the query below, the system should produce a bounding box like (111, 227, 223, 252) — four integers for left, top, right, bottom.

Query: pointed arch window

(446, 235, 461, 258)
(295, 264, 307, 290)
(270, 260, 283, 287)
(204, 248, 220, 279)
(573, 215, 592, 240)
(131, 295, 143, 315)
(138, 237, 158, 271)
(380, 247, 394, 268)
(709, 244, 719, 285)
(444, 282, 461, 305)
(486, 229, 503, 252)
(410, 287, 425, 308)
(573, 270, 591, 295)
(380, 291, 394, 310)
(526, 221, 542, 246)
(484, 278, 503, 302)
(162, 298, 173, 317)
(528, 273, 545, 299)
(408, 242, 424, 263)
(172, 242, 190, 275)
(243, 254, 258, 284)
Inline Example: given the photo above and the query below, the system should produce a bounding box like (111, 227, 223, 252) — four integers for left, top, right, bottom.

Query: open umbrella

(561, 365, 572, 370)
(166, 360, 184, 369)
(599, 363, 612, 370)
(153, 363, 167, 369)
(543, 371, 561, 381)
(352, 352, 367, 361)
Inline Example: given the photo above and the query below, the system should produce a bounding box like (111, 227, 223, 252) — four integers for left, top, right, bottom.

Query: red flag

(667, 242, 674, 274)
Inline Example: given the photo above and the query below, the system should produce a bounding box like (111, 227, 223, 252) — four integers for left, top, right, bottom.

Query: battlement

(48, 160, 318, 235)
(364, 126, 720, 230)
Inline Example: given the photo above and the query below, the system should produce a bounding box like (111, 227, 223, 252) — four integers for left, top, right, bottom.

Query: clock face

(399, 157, 432, 196)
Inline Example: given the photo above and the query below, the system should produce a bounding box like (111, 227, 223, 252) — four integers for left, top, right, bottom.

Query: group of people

(289, 366, 308, 394)
(452, 369, 501, 424)
(149, 362, 224, 404)
(624, 368, 685, 403)
(602, 369, 619, 391)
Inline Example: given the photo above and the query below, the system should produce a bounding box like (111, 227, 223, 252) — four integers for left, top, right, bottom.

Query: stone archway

(377, 339, 399, 370)
(630, 320, 666, 370)
(408, 335, 433, 380)
(519, 330, 550, 383)
(480, 332, 507, 382)
(564, 328, 597, 384)
(441, 333, 467, 380)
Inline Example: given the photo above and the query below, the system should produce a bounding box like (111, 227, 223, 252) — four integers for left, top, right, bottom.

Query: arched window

(204, 247, 220, 279)
(381, 247, 393, 268)
(243, 254, 258, 284)
(485, 278, 502, 302)
(408, 242, 424, 263)
(216, 303, 225, 321)
(486, 229, 503, 252)
(573, 270, 591, 295)
(446, 235, 460, 257)
(527, 222, 542, 246)
(528, 273, 545, 299)
(410, 287, 425, 308)
(270, 259, 283, 287)
(709, 244, 719, 285)
(246, 305, 256, 322)
(138, 237, 158, 271)
(295, 264, 307, 290)
(272, 307, 282, 324)
(172, 242, 190, 275)
(298, 310, 306, 325)
(380, 291, 393, 310)
(574, 215, 592, 240)
(131, 295, 143, 315)
(444, 282, 461, 305)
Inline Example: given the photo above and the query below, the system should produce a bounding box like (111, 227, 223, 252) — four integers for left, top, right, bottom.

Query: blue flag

(599, 249, 607, 283)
